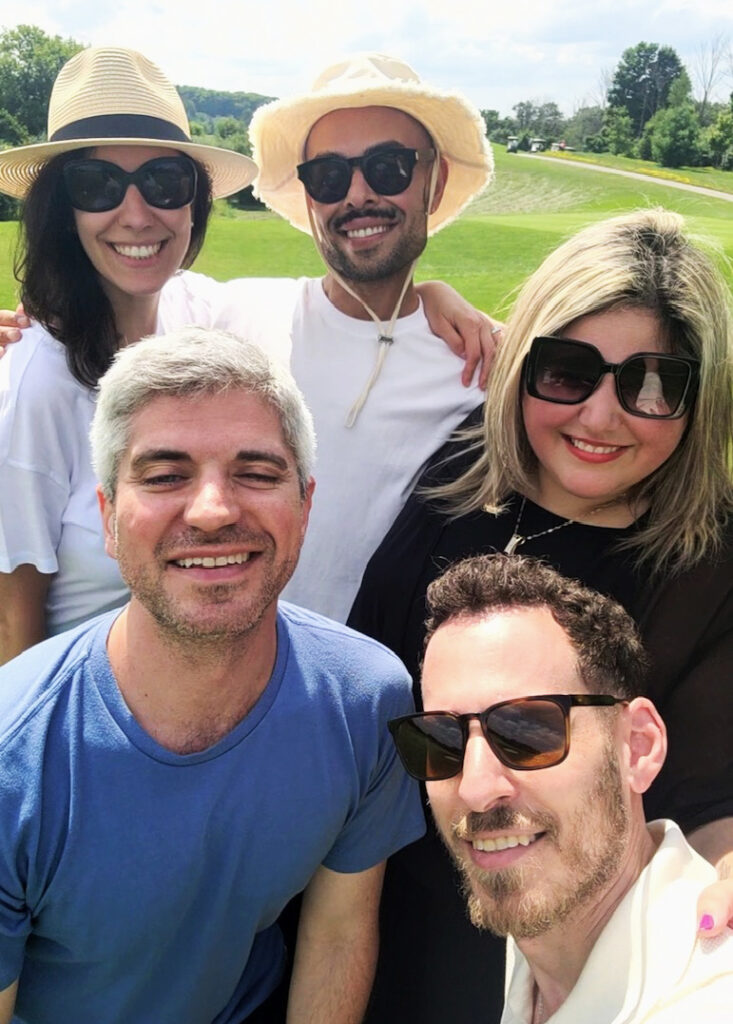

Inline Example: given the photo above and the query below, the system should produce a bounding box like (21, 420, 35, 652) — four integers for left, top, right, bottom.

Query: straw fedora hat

(250, 52, 493, 236)
(0, 46, 257, 200)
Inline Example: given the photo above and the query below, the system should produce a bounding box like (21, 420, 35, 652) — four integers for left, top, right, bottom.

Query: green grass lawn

(1, 147, 731, 315)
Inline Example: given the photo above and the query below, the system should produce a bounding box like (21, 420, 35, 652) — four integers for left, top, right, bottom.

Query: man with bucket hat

(0, 49, 495, 637)
(240, 52, 494, 622)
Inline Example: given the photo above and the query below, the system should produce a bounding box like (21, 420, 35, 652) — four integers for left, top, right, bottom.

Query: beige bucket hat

(250, 52, 493, 235)
(0, 46, 257, 200)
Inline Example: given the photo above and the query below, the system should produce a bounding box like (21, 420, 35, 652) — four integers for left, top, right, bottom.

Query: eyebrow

(308, 140, 410, 160)
(129, 448, 291, 473)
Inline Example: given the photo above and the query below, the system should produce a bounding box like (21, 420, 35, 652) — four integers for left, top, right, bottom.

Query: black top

(351, 409, 733, 1024)
(350, 407, 733, 831)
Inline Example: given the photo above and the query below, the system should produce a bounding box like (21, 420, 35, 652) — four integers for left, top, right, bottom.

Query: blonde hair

(437, 209, 733, 574)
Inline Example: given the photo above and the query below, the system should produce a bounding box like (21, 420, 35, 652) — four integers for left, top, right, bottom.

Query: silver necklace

(502, 497, 577, 555)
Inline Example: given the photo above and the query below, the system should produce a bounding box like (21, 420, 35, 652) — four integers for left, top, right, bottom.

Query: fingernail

(699, 914, 714, 931)
(7, 329, 21, 342)
(16, 316, 30, 327)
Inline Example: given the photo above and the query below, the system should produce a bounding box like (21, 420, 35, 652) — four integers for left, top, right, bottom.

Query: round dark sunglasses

(63, 155, 198, 213)
(524, 336, 699, 420)
(296, 146, 435, 204)
(389, 694, 627, 781)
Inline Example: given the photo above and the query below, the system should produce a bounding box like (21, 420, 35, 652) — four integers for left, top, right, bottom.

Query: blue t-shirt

(0, 603, 423, 1023)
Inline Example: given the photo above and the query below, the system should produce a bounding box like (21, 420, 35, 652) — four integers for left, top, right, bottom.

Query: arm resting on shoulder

(286, 861, 385, 1023)
(416, 281, 502, 389)
(0, 305, 29, 355)
(0, 565, 51, 665)
(689, 817, 733, 936)
(0, 980, 17, 1023)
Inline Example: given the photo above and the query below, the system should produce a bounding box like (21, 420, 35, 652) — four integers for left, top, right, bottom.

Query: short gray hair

(90, 327, 316, 499)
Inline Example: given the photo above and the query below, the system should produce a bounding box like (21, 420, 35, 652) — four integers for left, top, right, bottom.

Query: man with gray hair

(0, 327, 423, 1023)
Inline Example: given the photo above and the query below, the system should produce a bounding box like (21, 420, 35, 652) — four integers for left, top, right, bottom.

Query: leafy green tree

(649, 104, 702, 167)
(707, 103, 733, 169)
(512, 101, 538, 132)
(0, 108, 28, 146)
(564, 106, 605, 150)
(608, 42, 685, 137)
(0, 25, 82, 137)
(603, 106, 635, 155)
(215, 116, 243, 139)
(480, 109, 500, 137)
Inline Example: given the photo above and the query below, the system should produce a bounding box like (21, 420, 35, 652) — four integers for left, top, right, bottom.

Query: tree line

(1, 26, 732, 222)
(483, 39, 733, 170)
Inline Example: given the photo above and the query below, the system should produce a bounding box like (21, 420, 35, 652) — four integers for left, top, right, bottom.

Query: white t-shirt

(0, 271, 229, 635)
(215, 277, 482, 621)
(501, 821, 733, 1024)
(1, 272, 479, 634)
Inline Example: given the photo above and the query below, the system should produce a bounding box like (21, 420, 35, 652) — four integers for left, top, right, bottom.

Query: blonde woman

(351, 208, 733, 1024)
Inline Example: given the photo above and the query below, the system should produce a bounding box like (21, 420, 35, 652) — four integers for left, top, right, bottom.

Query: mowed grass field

(0, 148, 731, 316)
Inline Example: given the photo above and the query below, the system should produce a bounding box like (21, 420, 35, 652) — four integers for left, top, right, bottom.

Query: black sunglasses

(296, 147, 435, 204)
(63, 155, 198, 213)
(524, 336, 699, 420)
(389, 694, 626, 781)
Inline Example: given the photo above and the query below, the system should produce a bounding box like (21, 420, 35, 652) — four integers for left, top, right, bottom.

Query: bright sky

(2, 0, 732, 116)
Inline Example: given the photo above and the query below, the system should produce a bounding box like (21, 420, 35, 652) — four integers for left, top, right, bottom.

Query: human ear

(625, 697, 667, 795)
(97, 485, 118, 560)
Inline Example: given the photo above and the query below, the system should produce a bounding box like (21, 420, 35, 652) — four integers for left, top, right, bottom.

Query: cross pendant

(504, 534, 524, 555)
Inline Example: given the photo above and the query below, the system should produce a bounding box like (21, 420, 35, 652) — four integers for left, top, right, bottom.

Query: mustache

(157, 527, 270, 554)
(333, 207, 398, 230)
(453, 806, 557, 841)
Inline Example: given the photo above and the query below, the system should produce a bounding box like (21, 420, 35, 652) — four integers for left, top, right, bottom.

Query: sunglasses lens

(531, 339, 599, 403)
(617, 357, 690, 417)
(137, 158, 197, 209)
(64, 157, 196, 212)
(298, 158, 351, 203)
(65, 161, 125, 212)
(363, 150, 416, 195)
(486, 699, 567, 769)
(298, 149, 419, 203)
(391, 715, 465, 781)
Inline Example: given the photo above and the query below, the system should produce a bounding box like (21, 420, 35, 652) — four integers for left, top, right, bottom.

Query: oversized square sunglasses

(63, 155, 198, 213)
(524, 336, 699, 420)
(296, 146, 435, 204)
(389, 694, 627, 781)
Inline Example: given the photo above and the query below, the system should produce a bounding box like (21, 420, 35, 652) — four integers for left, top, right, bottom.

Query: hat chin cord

(306, 157, 440, 428)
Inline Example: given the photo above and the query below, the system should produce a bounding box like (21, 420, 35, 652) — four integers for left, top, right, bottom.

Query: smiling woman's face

(521, 307, 688, 521)
(72, 145, 193, 311)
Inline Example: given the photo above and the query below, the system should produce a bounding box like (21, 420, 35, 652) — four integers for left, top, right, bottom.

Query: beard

(115, 525, 298, 649)
(440, 743, 630, 940)
(319, 206, 428, 283)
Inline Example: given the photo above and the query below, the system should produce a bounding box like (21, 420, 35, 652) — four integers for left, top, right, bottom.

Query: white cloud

(1, 0, 732, 114)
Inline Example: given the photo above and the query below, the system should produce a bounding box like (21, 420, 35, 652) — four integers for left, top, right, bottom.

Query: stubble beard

(116, 529, 299, 650)
(320, 209, 428, 284)
(442, 746, 630, 940)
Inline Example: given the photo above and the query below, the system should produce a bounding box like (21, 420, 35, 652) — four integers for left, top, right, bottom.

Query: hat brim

(0, 136, 257, 200)
(250, 82, 493, 235)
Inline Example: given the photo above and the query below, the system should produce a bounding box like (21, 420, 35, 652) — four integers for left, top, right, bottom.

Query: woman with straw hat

(0, 45, 256, 662)
(351, 208, 733, 1022)
(0, 46, 496, 664)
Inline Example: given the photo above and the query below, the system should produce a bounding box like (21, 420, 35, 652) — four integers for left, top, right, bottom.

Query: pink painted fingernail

(699, 914, 714, 931)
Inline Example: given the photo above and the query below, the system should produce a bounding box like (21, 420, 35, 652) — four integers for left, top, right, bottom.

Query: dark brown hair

(425, 553, 648, 699)
(14, 149, 212, 388)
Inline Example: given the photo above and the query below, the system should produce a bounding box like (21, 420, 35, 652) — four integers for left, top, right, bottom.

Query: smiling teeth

(175, 553, 250, 568)
(346, 225, 389, 238)
(112, 243, 162, 259)
(472, 834, 538, 852)
(571, 439, 621, 455)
